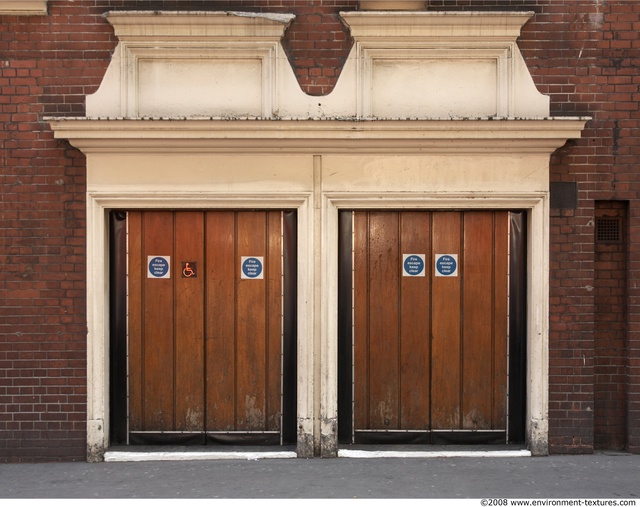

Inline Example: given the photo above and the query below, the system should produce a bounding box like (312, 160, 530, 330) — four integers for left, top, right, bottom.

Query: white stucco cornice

(0, 0, 47, 15)
(340, 10, 534, 40)
(48, 117, 588, 154)
(103, 10, 295, 40)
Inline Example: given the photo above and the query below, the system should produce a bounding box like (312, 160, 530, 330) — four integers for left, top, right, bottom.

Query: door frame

(87, 192, 315, 459)
(86, 190, 548, 459)
(321, 193, 548, 456)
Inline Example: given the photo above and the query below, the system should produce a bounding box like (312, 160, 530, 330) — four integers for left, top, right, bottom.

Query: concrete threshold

(104, 445, 531, 462)
(338, 449, 532, 458)
(105, 450, 297, 462)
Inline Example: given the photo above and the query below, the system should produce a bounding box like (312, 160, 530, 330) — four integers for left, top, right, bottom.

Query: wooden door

(343, 210, 510, 443)
(124, 210, 295, 445)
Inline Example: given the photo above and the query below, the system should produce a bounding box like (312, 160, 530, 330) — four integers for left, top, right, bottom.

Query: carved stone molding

(87, 10, 550, 120)
(89, 11, 294, 118)
(0, 0, 47, 15)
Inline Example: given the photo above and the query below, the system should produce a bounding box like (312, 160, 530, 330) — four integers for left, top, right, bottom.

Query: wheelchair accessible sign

(435, 254, 458, 277)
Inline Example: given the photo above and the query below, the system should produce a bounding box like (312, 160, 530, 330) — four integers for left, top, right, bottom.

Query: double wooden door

(338, 210, 526, 444)
(109, 210, 297, 445)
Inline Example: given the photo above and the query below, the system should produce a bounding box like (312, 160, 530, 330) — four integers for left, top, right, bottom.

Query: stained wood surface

(352, 210, 508, 433)
(236, 212, 268, 430)
(141, 211, 174, 431)
(399, 212, 431, 430)
(128, 210, 283, 434)
(431, 212, 462, 429)
(205, 211, 236, 430)
(174, 212, 205, 431)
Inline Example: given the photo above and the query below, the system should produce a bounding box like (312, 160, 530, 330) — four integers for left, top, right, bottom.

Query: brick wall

(594, 201, 628, 451)
(0, 1, 108, 462)
(1, 0, 638, 461)
(527, 0, 640, 454)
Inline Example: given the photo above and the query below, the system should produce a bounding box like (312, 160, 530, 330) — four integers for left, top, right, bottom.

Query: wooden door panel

(462, 212, 495, 430)
(142, 212, 175, 431)
(236, 211, 268, 430)
(460, 211, 509, 431)
(351, 210, 509, 438)
(174, 212, 205, 431)
(129, 211, 176, 432)
(266, 211, 283, 432)
(431, 212, 462, 430)
(399, 212, 430, 430)
(128, 210, 284, 438)
(367, 212, 400, 429)
(205, 211, 236, 431)
(354, 211, 431, 431)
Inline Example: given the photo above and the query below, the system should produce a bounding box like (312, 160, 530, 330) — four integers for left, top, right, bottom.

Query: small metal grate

(595, 217, 622, 243)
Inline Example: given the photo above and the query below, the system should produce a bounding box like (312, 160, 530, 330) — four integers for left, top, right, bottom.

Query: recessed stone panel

(137, 58, 263, 118)
(371, 59, 497, 118)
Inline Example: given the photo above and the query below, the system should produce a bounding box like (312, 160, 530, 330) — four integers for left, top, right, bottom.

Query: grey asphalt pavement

(0, 452, 638, 499)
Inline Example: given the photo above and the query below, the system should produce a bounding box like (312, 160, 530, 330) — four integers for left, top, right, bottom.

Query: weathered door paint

(113, 210, 296, 445)
(339, 210, 517, 444)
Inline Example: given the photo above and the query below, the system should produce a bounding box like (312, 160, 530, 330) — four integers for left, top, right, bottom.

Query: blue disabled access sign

(435, 254, 458, 277)
(403, 254, 426, 277)
(147, 256, 171, 279)
(241, 256, 264, 279)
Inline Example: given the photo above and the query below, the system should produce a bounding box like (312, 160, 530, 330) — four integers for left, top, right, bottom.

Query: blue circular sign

(148, 256, 170, 278)
(404, 255, 425, 276)
(242, 257, 263, 279)
(436, 255, 457, 276)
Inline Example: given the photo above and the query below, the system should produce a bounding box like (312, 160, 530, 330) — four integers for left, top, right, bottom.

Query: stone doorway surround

(48, 9, 588, 461)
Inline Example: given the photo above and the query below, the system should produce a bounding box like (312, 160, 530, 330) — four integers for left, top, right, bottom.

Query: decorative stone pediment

(88, 11, 294, 119)
(341, 11, 549, 118)
(87, 9, 550, 120)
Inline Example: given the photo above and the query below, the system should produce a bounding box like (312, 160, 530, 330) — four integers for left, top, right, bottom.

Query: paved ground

(0, 451, 638, 500)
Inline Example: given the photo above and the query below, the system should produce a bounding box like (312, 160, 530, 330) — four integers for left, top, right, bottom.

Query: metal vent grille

(596, 217, 622, 243)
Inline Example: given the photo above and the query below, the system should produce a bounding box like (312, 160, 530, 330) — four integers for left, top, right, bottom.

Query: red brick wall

(1, 0, 638, 460)
(525, 1, 639, 454)
(594, 201, 628, 451)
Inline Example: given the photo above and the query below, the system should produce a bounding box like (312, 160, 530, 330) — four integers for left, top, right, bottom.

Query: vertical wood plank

(205, 211, 236, 431)
(174, 212, 205, 431)
(353, 211, 369, 430)
(431, 212, 462, 430)
(142, 211, 175, 431)
(462, 212, 494, 430)
(127, 211, 143, 432)
(236, 211, 267, 430)
(399, 212, 431, 430)
(266, 211, 283, 432)
(493, 212, 509, 430)
(367, 212, 400, 429)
